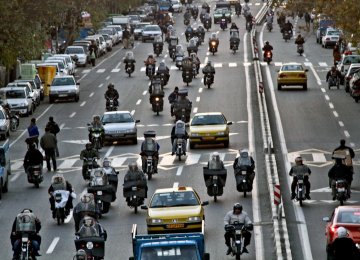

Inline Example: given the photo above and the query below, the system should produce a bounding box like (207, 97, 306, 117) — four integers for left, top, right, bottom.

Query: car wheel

(49, 97, 54, 104)
(0, 134, 5, 140)
(3, 177, 8, 193)
(29, 105, 33, 115)
(6, 129, 10, 137)
(190, 142, 195, 149)
(224, 140, 229, 148)
(142, 38, 145, 43)
(303, 84, 307, 90)
(75, 95, 79, 102)
(133, 137, 138, 145)
(277, 84, 282, 90)
(355, 98, 359, 103)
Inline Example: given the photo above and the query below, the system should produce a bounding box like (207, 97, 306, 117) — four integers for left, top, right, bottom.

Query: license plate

(166, 223, 185, 229)
(59, 94, 67, 97)
(338, 188, 345, 192)
(203, 137, 214, 141)
(213, 176, 218, 180)
(97, 191, 103, 195)
(112, 134, 124, 137)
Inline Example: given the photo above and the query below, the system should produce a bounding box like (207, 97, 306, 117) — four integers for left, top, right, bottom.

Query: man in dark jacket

(40, 127, 57, 171)
(46, 116, 60, 157)
(328, 157, 353, 199)
(328, 227, 359, 260)
(24, 143, 43, 170)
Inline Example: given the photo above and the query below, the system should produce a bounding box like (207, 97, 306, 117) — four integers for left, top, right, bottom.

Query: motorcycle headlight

(188, 216, 201, 222)
(86, 241, 94, 249)
(211, 42, 216, 46)
(151, 219, 163, 224)
(235, 230, 242, 235)
(155, 97, 160, 101)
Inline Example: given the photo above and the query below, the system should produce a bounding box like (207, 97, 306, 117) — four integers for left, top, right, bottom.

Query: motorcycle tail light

(298, 73, 306, 78)
(279, 74, 287, 78)
(336, 182, 344, 188)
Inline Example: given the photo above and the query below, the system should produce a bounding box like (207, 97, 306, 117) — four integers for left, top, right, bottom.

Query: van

(0, 139, 10, 199)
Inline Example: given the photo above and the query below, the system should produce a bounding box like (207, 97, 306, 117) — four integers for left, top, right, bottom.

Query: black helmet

(174, 86, 179, 92)
(108, 83, 114, 89)
(85, 143, 92, 149)
(233, 203, 243, 212)
(265, 41, 269, 45)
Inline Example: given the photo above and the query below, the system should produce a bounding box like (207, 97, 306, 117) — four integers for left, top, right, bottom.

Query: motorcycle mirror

(201, 201, 209, 206)
(322, 217, 330, 222)
(116, 171, 119, 175)
(140, 205, 148, 210)
(135, 119, 140, 123)
(227, 121, 233, 125)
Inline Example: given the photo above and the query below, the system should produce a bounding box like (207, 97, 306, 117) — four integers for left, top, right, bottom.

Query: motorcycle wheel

(243, 190, 247, 198)
(214, 195, 217, 202)
(134, 205, 138, 214)
(178, 153, 182, 161)
(148, 172, 152, 180)
(186, 82, 189, 86)
(340, 199, 344, 206)
(128, 72, 131, 77)
(56, 209, 62, 225)
(34, 181, 39, 189)
(208, 83, 211, 89)
(212, 50, 215, 55)
(299, 198, 303, 207)
(236, 246, 241, 260)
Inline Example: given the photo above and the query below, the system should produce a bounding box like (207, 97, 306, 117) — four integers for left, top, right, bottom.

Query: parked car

(0, 106, 10, 140)
(277, 63, 308, 90)
(33, 74, 45, 100)
(98, 28, 118, 45)
(0, 139, 11, 199)
(49, 75, 80, 103)
(322, 28, 342, 48)
(86, 35, 107, 56)
(44, 59, 69, 75)
(171, 0, 183, 12)
(337, 55, 360, 80)
(13, 79, 41, 106)
(142, 25, 162, 42)
(52, 54, 76, 75)
(101, 34, 113, 51)
(65, 46, 88, 67)
(133, 22, 151, 40)
(0, 86, 35, 116)
(343, 64, 360, 92)
(106, 25, 123, 43)
(349, 71, 360, 102)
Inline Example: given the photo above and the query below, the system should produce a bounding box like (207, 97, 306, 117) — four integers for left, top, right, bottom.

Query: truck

(129, 222, 210, 260)
(0, 139, 11, 199)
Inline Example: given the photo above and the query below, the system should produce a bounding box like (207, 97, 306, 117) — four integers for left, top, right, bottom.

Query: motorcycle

(204, 19, 211, 31)
(20, 233, 34, 260)
(236, 9, 241, 17)
(143, 152, 155, 180)
(264, 50, 272, 65)
(105, 97, 118, 112)
(266, 21, 273, 32)
(204, 73, 214, 88)
(169, 46, 176, 62)
(328, 75, 340, 90)
(335, 179, 349, 205)
(295, 174, 307, 207)
(154, 44, 162, 57)
(175, 55, 183, 70)
(192, 63, 198, 79)
(89, 127, 103, 151)
(82, 157, 98, 181)
(283, 30, 292, 42)
(297, 44, 304, 56)
(175, 137, 186, 161)
(184, 18, 190, 26)
(210, 40, 218, 55)
(230, 39, 239, 54)
(152, 96, 163, 115)
(225, 221, 253, 260)
(53, 189, 70, 225)
(123, 183, 146, 214)
(88, 175, 113, 216)
(234, 168, 252, 197)
(158, 72, 168, 87)
(182, 70, 193, 86)
(220, 18, 227, 30)
(145, 64, 155, 80)
(27, 164, 43, 188)
(175, 107, 190, 123)
(203, 167, 227, 202)
(10, 111, 19, 132)
(74, 236, 105, 260)
(125, 62, 135, 77)
(185, 31, 192, 42)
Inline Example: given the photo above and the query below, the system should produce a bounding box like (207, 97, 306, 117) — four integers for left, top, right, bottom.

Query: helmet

(232, 22, 236, 26)
(52, 173, 65, 184)
(233, 203, 243, 212)
(265, 41, 269, 45)
(75, 249, 87, 260)
(103, 157, 111, 168)
(295, 156, 303, 165)
(21, 209, 32, 214)
(29, 143, 36, 150)
(211, 152, 220, 161)
(148, 54, 153, 58)
(331, 66, 336, 71)
(159, 61, 165, 67)
(80, 193, 94, 203)
(174, 86, 179, 92)
(240, 149, 249, 157)
(83, 216, 95, 227)
(85, 143, 92, 150)
(108, 83, 114, 89)
(298, 34, 302, 37)
(129, 162, 138, 172)
(337, 227, 348, 238)
(207, 61, 212, 66)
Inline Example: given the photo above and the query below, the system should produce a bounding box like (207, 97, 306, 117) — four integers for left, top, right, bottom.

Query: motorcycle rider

(266, 11, 274, 24)
(48, 174, 74, 218)
(168, 86, 179, 116)
(202, 2, 210, 13)
(224, 203, 253, 255)
(289, 157, 311, 200)
(262, 41, 273, 58)
(282, 20, 293, 35)
(190, 53, 200, 74)
(171, 120, 189, 156)
(104, 83, 119, 108)
(233, 149, 255, 187)
(208, 32, 219, 52)
(124, 51, 136, 72)
(295, 34, 305, 46)
(123, 162, 148, 205)
(328, 156, 353, 199)
(88, 115, 105, 146)
(184, 9, 191, 22)
(326, 66, 342, 84)
(230, 29, 240, 50)
(73, 193, 100, 231)
(140, 133, 160, 174)
(76, 216, 107, 241)
(328, 226, 359, 260)
(234, 1, 242, 15)
(185, 25, 193, 41)
(11, 209, 41, 259)
(187, 37, 198, 55)
(153, 35, 163, 54)
(197, 25, 205, 42)
(208, 152, 225, 170)
(202, 61, 216, 83)
(23, 142, 43, 175)
(182, 56, 193, 77)
(144, 54, 156, 77)
(80, 143, 100, 179)
(230, 22, 239, 30)
(156, 61, 170, 85)
(245, 12, 254, 29)
(203, 13, 212, 27)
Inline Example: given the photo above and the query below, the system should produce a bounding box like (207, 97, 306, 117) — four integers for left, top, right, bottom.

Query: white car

(65, 46, 87, 67)
(49, 75, 80, 103)
(0, 86, 35, 116)
(142, 25, 162, 42)
(106, 25, 123, 43)
(53, 54, 76, 75)
(171, 0, 183, 12)
(101, 34, 113, 51)
(322, 28, 341, 48)
(133, 22, 151, 40)
(45, 58, 69, 75)
(13, 80, 41, 106)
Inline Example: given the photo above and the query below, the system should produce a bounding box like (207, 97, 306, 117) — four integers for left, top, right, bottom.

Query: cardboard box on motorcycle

(333, 149, 353, 166)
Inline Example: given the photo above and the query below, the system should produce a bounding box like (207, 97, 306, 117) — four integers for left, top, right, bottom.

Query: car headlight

(21, 103, 27, 106)
(0, 125, 6, 130)
(191, 133, 199, 137)
(86, 241, 93, 249)
(150, 219, 163, 224)
(217, 132, 225, 135)
(188, 216, 201, 222)
(125, 129, 135, 133)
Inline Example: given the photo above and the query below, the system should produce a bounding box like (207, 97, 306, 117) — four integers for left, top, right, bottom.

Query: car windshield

(4, 90, 25, 99)
(343, 56, 360, 65)
(52, 77, 75, 86)
(191, 115, 226, 126)
(337, 211, 360, 224)
(144, 26, 160, 32)
(46, 61, 64, 69)
(282, 65, 304, 71)
(136, 24, 148, 29)
(102, 113, 133, 124)
(141, 245, 197, 259)
(65, 48, 84, 54)
(327, 30, 340, 36)
(150, 191, 199, 208)
(99, 29, 113, 35)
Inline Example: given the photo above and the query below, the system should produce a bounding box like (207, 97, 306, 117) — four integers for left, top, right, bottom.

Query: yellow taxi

(142, 186, 208, 234)
(189, 112, 232, 149)
(277, 62, 308, 90)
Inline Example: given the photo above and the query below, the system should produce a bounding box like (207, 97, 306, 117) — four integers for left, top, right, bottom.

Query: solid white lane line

(89, 92, 94, 97)
(329, 102, 334, 109)
(136, 99, 142, 105)
(176, 166, 183, 176)
(339, 121, 344, 127)
(46, 237, 60, 254)
(196, 97, 200, 102)
(98, 83, 103, 88)
(80, 101, 86, 107)
(333, 111, 339, 117)
(344, 130, 350, 138)
(106, 76, 110, 80)
(69, 112, 76, 118)
(173, 182, 179, 188)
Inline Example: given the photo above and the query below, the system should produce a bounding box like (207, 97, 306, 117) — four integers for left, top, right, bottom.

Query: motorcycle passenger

(282, 20, 293, 35)
(328, 157, 353, 199)
(233, 149, 255, 187)
(224, 204, 253, 255)
(144, 54, 156, 76)
(208, 152, 225, 170)
(262, 41, 273, 58)
(328, 227, 359, 260)
(123, 162, 148, 205)
(333, 139, 355, 172)
(80, 143, 100, 179)
(188, 37, 198, 53)
(197, 25, 205, 42)
(73, 193, 100, 231)
(104, 83, 119, 108)
(48, 174, 74, 218)
(23, 142, 43, 174)
(326, 66, 342, 84)
(156, 61, 170, 84)
(175, 44, 185, 57)
(124, 51, 136, 72)
(168, 86, 179, 116)
(153, 35, 163, 54)
(140, 134, 160, 173)
(11, 209, 41, 259)
(202, 61, 216, 82)
(230, 22, 239, 30)
(74, 249, 87, 260)
(88, 115, 105, 146)
(208, 33, 219, 51)
(76, 216, 107, 241)
(289, 157, 311, 200)
(171, 120, 189, 156)
(182, 56, 193, 73)
(185, 25, 193, 41)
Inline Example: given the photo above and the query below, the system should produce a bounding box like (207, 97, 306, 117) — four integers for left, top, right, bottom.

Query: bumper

(189, 135, 229, 144)
(277, 79, 307, 85)
(104, 133, 137, 141)
(11, 107, 28, 115)
(143, 34, 161, 41)
(147, 222, 202, 233)
(49, 93, 77, 100)
(323, 41, 337, 46)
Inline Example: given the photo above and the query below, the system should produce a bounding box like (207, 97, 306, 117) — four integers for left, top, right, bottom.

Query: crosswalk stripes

(111, 68, 120, 72)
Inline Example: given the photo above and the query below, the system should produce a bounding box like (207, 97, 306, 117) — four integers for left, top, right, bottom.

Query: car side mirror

(135, 119, 140, 123)
(141, 205, 148, 210)
(76, 83, 80, 85)
(116, 171, 119, 175)
(227, 121, 233, 125)
(322, 217, 330, 222)
(305, 69, 309, 72)
(201, 201, 209, 206)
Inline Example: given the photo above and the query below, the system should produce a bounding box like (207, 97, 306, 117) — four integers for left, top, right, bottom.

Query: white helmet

(337, 227, 348, 238)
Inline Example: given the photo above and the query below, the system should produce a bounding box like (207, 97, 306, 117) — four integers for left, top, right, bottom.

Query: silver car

(49, 75, 80, 103)
(102, 111, 140, 144)
(0, 106, 10, 139)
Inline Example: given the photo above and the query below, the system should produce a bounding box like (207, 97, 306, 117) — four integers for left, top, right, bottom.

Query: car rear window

(144, 26, 160, 31)
(282, 65, 303, 71)
(65, 47, 84, 54)
(191, 115, 226, 126)
(5, 90, 25, 99)
(337, 211, 360, 224)
(52, 77, 75, 86)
